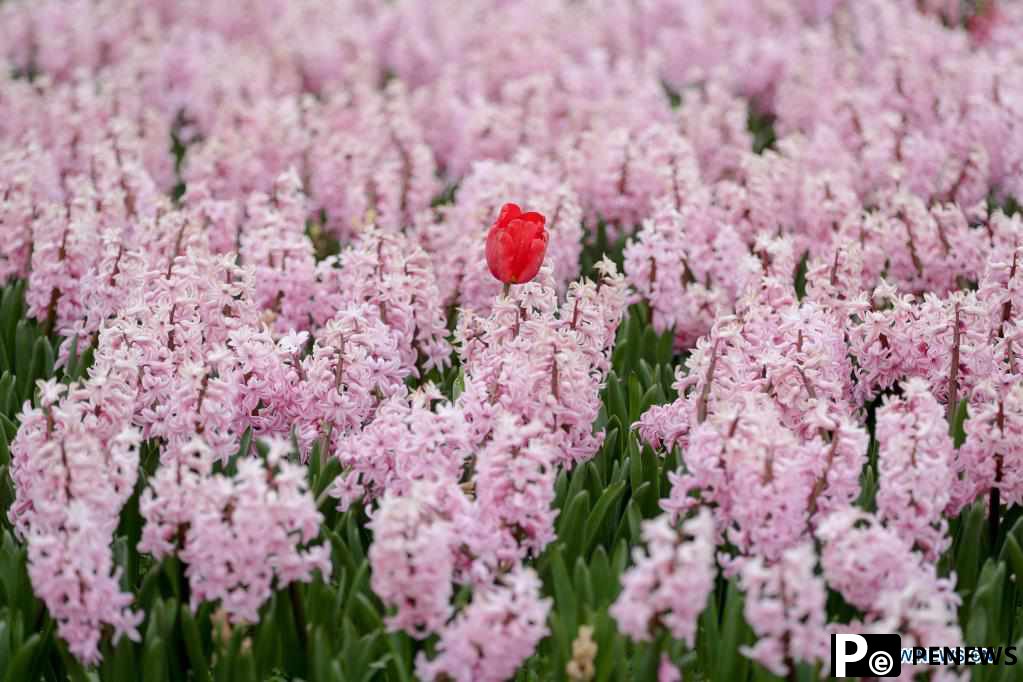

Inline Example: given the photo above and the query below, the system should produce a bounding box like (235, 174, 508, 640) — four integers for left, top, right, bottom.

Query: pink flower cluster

(367, 478, 552, 680)
(139, 438, 331, 623)
(628, 230, 1016, 673)
(362, 265, 628, 677)
(610, 509, 716, 646)
(9, 378, 141, 664)
(738, 542, 830, 677)
(875, 379, 956, 560)
(619, 6, 1023, 661)
(415, 566, 550, 682)
(817, 510, 963, 681)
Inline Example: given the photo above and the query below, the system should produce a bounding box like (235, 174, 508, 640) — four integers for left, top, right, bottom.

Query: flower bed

(0, 1, 1021, 680)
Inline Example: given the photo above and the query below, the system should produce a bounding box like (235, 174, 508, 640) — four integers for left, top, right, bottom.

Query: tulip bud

(485, 203, 548, 288)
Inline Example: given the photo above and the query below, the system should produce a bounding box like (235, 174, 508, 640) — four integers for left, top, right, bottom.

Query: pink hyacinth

(610, 509, 716, 646)
(815, 508, 925, 612)
(816, 508, 964, 680)
(875, 378, 956, 560)
(9, 380, 142, 663)
(624, 199, 750, 349)
(142, 439, 330, 622)
(738, 542, 830, 677)
(368, 480, 469, 637)
(327, 387, 472, 512)
(950, 378, 1023, 514)
(474, 417, 559, 561)
(662, 393, 825, 564)
(414, 566, 551, 682)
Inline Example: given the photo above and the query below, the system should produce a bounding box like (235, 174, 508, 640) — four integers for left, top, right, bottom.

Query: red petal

(486, 224, 515, 283)
(521, 211, 546, 229)
(512, 235, 548, 283)
(496, 203, 522, 229)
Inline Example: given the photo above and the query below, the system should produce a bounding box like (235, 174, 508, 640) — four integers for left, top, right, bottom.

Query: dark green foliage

(747, 110, 777, 155)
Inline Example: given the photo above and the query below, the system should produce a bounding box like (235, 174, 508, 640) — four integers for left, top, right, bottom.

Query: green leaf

(564, 464, 590, 512)
(589, 546, 614, 606)
(181, 604, 212, 682)
(638, 384, 664, 419)
(593, 613, 626, 682)
(546, 610, 570, 677)
(584, 461, 602, 500)
(550, 547, 578, 660)
(956, 502, 987, 621)
(628, 438, 643, 495)
(656, 330, 674, 366)
(138, 562, 164, 610)
(625, 314, 642, 374)
(386, 632, 413, 682)
(1001, 535, 1023, 587)
(633, 640, 661, 681)
(274, 590, 305, 677)
(144, 633, 169, 682)
(0, 372, 16, 418)
(558, 491, 591, 562)
(595, 426, 618, 484)
(639, 444, 660, 516)
(0, 424, 9, 469)
(611, 499, 641, 549)
(716, 580, 752, 682)
(697, 593, 720, 674)
(0, 414, 15, 442)
(0, 620, 9, 674)
(109, 621, 138, 682)
(27, 336, 54, 398)
(606, 373, 628, 426)
(350, 592, 384, 632)
(2, 632, 41, 682)
(234, 427, 253, 460)
(573, 557, 595, 608)
(639, 327, 659, 365)
(63, 336, 80, 382)
(346, 512, 366, 567)
(582, 481, 626, 557)
(610, 342, 629, 376)
(794, 251, 809, 300)
(312, 626, 331, 682)
(637, 360, 655, 391)
(950, 397, 969, 447)
(627, 373, 643, 423)
(13, 321, 35, 401)
(855, 463, 877, 513)
(71, 345, 95, 382)
(0, 284, 24, 358)
(234, 649, 258, 682)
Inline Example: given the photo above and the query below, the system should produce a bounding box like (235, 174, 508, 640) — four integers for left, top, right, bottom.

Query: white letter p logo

(834, 634, 868, 677)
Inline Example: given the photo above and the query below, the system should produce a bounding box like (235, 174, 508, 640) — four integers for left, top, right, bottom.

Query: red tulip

(485, 203, 548, 287)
